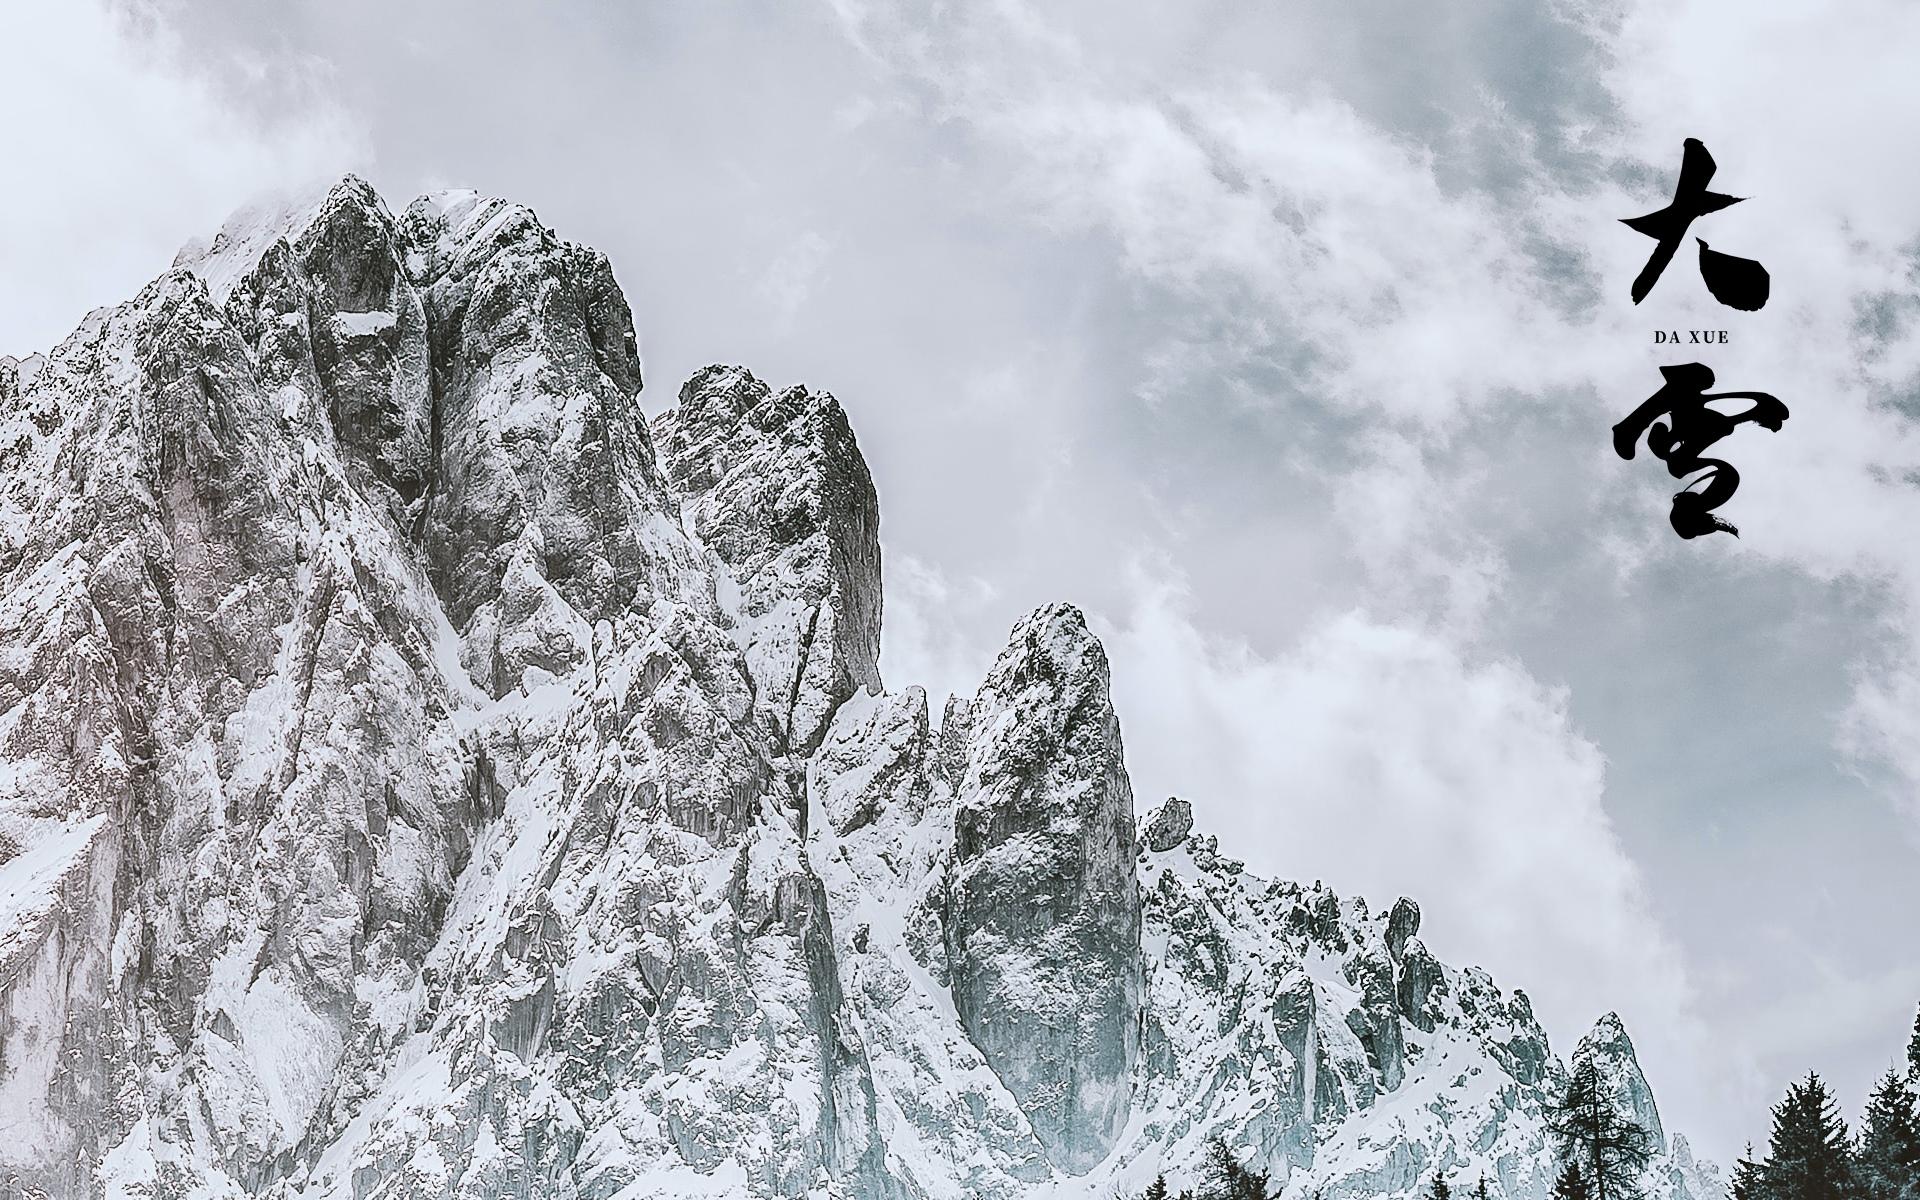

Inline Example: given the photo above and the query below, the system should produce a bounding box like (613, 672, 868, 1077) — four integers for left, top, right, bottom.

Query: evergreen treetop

(1857, 1067, 1920, 1200)
(1759, 1073, 1853, 1200)
(1730, 1142, 1765, 1200)
(1195, 1137, 1272, 1200)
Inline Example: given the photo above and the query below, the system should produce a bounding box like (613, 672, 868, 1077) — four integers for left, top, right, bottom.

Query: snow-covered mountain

(0, 178, 1721, 1200)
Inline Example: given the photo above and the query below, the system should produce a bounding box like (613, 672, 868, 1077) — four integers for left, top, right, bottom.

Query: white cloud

(1095, 560, 1742, 1143)
(0, 0, 360, 356)
(1840, 659, 1920, 838)
(831, 0, 1920, 845)
(877, 552, 1000, 712)
(1725, 948, 1920, 1087)
(833, 3, 1611, 428)
(1328, 430, 1509, 638)
(753, 229, 833, 331)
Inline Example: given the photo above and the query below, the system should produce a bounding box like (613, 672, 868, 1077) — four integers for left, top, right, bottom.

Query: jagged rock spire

(652, 364, 883, 755)
(1575, 1011, 1669, 1154)
(944, 602, 1144, 1174)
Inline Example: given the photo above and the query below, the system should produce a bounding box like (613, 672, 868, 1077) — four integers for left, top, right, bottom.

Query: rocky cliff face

(0, 178, 1719, 1200)
(652, 364, 882, 757)
(945, 603, 1143, 1173)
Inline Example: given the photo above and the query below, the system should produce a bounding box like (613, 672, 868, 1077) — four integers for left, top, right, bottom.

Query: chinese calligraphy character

(1612, 362, 1787, 538)
(1621, 138, 1770, 311)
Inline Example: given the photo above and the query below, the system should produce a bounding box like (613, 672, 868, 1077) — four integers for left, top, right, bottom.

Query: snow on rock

(0, 176, 1720, 1200)
(651, 364, 883, 756)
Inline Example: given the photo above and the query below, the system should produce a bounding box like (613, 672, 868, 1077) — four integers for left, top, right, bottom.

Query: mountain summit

(0, 178, 1719, 1200)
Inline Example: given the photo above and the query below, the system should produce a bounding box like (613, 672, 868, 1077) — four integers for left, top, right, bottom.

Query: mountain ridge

(0, 176, 1721, 1200)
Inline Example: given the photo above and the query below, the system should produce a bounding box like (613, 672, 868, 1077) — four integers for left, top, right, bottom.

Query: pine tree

(1199, 1137, 1272, 1200)
(1858, 1068, 1920, 1200)
(1760, 1073, 1853, 1200)
(1553, 1163, 1593, 1200)
(1429, 1175, 1452, 1200)
(1547, 1057, 1655, 1200)
(1731, 1143, 1767, 1200)
(1141, 1175, 1171, 1200)
(1474, 1176, 1492, 1200)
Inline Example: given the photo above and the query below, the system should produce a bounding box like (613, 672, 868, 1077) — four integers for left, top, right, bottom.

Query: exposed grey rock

(396, 190, 711, 695)
(1387, 895, 1421, 961)
(1142, 796, 1194, 852)
(1575, 1011, 1669, 1154)
(1397, 936, 1447, 1032)
(1490, 988, 1555, 1087)
(1665, 1134, 1724, 1200)
(0, 179, 840, 1199)
(935, 692, 972, 786)
(1343, 946, 1407, 1090)
(807, 688, 1055, 1195)
(652, 364, 882, 755)
(195, 179, 711, 703)
(945, 603, 1144, 1174)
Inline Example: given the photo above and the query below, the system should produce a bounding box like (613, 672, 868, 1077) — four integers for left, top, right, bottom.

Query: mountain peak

(168, 172, 385, 303)
(653, 361, 883, 753)
(1575, 1010, 1668, 1154)
(945, 602, 1142, 1173)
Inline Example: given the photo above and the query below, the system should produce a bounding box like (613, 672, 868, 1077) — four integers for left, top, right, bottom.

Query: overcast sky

(5, 0, 1919, 1169)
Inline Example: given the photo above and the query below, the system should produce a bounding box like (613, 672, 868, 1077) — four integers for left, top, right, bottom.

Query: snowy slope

(0, 178, 1720, 1200)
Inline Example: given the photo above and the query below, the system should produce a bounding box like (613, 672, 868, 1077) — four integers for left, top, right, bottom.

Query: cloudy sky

(6, 0, 1920, 1168)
